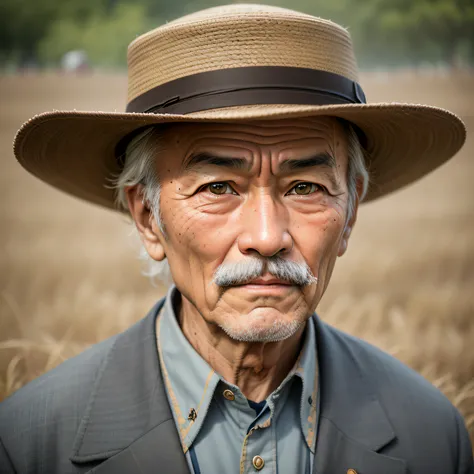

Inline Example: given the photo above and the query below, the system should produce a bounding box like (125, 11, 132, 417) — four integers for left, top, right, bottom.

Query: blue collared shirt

(157, 286, 319, 474)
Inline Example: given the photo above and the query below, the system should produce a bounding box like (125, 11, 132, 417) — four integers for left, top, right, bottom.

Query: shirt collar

(293, 310, 319, 452)
(157, 285, 319, 453)
(156, 286, 220, 453)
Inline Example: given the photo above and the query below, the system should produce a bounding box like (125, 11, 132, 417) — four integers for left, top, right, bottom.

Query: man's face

(132, 117, 357, 341)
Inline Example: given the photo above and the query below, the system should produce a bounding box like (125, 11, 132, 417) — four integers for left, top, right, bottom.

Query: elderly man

(0, 4, 472, 474)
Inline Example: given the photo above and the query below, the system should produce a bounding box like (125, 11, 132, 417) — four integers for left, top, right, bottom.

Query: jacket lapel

(313, 316, 407, 474)
(69, 299, 190, 474)
(87, 419, 189, 474)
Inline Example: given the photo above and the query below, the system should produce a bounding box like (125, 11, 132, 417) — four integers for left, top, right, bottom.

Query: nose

(237, 193, 293, 257)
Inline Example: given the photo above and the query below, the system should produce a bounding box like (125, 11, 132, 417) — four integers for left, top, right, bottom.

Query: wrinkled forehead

(158, 116, 348, 169)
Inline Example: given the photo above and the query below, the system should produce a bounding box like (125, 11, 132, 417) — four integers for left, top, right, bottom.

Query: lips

(242, 277, 291, 286)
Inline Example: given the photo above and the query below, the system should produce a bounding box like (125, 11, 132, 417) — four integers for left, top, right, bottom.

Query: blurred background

(0, 0, 473, 448)
(1, 0, 474, 70)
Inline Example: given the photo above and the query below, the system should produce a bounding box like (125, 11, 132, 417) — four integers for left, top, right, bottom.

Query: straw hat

(14, 4, 466, 210)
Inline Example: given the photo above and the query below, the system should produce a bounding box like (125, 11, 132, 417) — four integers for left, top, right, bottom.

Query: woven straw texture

(127, 4, 358, 103)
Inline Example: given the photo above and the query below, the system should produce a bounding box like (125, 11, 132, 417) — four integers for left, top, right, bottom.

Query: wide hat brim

(14, 102, 466, 211)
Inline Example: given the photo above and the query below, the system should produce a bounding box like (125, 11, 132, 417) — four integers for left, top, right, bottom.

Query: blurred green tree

(38, 3, 149, 67)
(351, 0, 474, 66)
(0, 0, 473, 68)
(0, 0, 108, 65)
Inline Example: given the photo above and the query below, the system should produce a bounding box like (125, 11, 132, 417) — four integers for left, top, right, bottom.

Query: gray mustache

(213, 256, 317, 287)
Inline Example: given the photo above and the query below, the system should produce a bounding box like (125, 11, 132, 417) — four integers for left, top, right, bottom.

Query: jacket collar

(312, 316, 407, 473)
(69, 298, 191, 473)
(69, 296, 405, 474)
(314, 315, 395, 451)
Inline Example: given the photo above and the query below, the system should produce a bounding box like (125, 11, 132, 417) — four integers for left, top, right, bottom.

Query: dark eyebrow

(279, 152, 336, 172)
(183, 153, 250, 172)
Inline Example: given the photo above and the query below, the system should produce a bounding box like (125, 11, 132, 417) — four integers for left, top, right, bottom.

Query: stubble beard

(217, 316, 304, 343)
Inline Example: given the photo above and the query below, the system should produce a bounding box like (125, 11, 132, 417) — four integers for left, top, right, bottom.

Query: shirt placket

(240, 384, 293, 474)
(240, 421, 277, 474)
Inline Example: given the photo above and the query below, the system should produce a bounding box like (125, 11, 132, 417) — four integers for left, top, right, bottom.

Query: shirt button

(252, 455, 265, 470)
(223, 389, 235, 401)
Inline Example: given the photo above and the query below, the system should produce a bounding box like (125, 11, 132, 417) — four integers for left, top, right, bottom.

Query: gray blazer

(0, 299, 472, 474)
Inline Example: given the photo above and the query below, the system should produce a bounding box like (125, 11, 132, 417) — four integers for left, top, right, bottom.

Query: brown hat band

(126, 66, 367, 115)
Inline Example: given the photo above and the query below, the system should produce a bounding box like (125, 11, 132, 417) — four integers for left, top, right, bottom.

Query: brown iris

(209, 183, 228, 194)
(294, 183, 314, 195)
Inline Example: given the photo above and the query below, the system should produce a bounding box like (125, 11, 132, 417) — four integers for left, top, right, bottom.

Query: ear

(125, 185, 166, 262)
(337, 181, 362, 257)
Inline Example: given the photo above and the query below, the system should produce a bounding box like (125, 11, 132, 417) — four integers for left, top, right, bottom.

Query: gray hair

(343, 120, 370, 221)
(114, 126, 172, 284)
(113, 120, 370, 284)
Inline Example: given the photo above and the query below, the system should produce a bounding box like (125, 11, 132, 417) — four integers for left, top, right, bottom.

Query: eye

(205, 182, 236, 195)
(288, 182, 322, 195)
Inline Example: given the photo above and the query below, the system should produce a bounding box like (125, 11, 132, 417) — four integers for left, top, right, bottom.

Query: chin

(217, 307, 305, 343)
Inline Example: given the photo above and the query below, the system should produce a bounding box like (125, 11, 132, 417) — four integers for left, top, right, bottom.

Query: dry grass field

(0, 71, 473, 448)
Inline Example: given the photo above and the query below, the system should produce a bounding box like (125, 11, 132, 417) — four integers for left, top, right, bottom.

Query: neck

(179, 296, 305, 402)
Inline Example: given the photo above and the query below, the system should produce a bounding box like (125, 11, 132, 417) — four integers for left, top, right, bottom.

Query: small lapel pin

(188, 407, 197, 422)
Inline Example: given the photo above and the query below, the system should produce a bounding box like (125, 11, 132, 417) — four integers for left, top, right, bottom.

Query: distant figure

(60, 50, 90, 74)
(1, 4, 472, 474)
